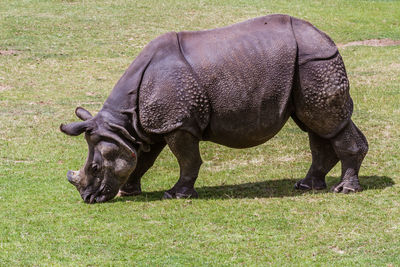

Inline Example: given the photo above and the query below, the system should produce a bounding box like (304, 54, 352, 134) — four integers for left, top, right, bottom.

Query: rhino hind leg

(163, 130, 202, 199)
(329, 120, 368, 193)
(294, 53, 368, 193)
(294, 53, 353, 138)
(295, 132, 339, 190)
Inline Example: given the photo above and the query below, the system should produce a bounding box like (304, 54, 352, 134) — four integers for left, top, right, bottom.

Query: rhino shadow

(111, 175, 394, 202)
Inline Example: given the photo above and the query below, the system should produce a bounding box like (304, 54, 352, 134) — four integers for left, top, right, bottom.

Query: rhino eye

(91, 163, 100, 173)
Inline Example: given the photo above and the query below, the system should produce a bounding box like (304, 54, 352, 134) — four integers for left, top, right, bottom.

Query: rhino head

(60, 107, 144, 204)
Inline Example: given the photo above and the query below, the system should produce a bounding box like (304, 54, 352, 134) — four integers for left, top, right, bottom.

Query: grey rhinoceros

(60, 14, 368, 203)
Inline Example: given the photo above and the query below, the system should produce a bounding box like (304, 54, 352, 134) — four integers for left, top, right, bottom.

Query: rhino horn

(75, 107, 93, 121)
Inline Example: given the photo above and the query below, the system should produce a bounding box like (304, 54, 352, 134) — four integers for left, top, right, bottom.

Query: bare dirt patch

(0, 157, 35, 164)
(0, 50, 18, 55)
(338, 39, 400, 48)
(0, 85, 12, 91)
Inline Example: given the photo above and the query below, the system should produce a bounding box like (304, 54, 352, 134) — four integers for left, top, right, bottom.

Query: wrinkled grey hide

(61, 14, 368, 203)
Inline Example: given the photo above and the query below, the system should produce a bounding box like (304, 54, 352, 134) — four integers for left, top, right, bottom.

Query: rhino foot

(118, 182, 142, 197)
(163, 187, 198, 199)
(331, 176, 362, 194)
(294, 177, 327, 191)
(118, 189, 142, 197)
(331, 169, 362, 194)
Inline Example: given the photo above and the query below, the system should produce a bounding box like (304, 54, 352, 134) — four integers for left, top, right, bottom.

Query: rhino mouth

(81, 183, 118, 204)
(67, 170, 118, 204)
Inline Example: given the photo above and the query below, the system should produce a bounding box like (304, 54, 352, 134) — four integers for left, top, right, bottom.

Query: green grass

(1, 0, 399, 265)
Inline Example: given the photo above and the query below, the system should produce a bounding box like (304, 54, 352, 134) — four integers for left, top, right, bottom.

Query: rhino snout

(67, 170, 81, 185)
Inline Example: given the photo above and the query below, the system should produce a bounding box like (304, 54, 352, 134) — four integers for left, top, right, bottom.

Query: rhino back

(178, 14, 297, 148)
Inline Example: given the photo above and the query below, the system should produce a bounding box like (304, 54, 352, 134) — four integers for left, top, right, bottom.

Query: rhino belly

(203, 99, 292, 148)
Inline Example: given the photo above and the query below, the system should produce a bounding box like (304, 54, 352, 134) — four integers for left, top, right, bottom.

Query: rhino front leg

(163, 130, 202, 199)
(330, 120, 368, 193)
(295, 132, 339, 190)
(118, 142, 166, 196)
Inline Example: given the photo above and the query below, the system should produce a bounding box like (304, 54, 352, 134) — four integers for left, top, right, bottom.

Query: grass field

(1, 0, 400, 265)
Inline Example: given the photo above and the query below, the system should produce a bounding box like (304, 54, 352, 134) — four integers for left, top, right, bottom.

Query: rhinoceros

(60, 14, 368, 203)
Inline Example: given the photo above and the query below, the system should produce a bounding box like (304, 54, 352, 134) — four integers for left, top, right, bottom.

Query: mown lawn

(0, 0, 399, 265)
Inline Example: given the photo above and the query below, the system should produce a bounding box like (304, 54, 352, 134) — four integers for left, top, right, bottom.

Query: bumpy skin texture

(177, 15, 297, 147)
(138, 33, 209, 139)
(62, 14, 368, 202)
(294, 54, 353, 138)
(117, 15, 366, 198)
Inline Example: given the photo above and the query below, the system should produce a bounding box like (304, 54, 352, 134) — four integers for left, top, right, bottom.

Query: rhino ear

(60, 121, 91, 136)
(75, 107, 93, 121)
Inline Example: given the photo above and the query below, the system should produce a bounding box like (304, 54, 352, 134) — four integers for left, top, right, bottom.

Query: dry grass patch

(0, 50, 18, 55)
(0, 85, 12, 91)
(338, 39, 400, 48)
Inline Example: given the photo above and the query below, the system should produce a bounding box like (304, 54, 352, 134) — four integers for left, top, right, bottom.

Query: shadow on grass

(111, 175, 394, 202)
